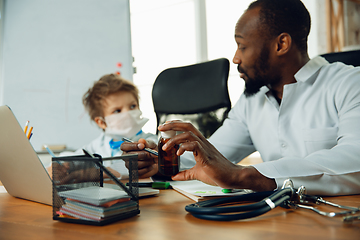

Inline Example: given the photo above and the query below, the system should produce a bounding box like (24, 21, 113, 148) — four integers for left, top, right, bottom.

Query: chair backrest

(320, 49, 360, 67)
(152, 58, 231, 137)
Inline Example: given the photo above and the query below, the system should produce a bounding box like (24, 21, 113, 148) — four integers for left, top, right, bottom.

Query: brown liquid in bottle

(158, 137, 179, 176)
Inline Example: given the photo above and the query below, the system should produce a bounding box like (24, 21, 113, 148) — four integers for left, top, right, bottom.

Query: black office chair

(320, 49, 360, 67)
(152, 58, 231, 138)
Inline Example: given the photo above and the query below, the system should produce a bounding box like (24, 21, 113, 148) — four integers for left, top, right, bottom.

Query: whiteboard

(0, 0, 133, 151)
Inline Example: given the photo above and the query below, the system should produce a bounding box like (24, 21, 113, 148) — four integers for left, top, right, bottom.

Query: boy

(49, 74, 157, 181)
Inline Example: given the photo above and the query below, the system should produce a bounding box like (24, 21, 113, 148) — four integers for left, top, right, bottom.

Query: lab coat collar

(294, 56, 329, 83)
(261, 56, 329, 96)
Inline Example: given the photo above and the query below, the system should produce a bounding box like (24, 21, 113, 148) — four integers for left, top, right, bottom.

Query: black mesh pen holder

(52, 153, 139, 226)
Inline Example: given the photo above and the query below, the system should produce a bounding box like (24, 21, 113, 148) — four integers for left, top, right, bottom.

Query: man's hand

(158, 120, 276, 192)
(121, 138, 159, 178)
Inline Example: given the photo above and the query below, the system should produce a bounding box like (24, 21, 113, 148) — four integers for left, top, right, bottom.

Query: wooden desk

(0, 186, 359, 240)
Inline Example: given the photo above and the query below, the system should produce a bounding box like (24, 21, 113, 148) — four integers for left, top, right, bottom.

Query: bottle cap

(160, 130, 176, 139)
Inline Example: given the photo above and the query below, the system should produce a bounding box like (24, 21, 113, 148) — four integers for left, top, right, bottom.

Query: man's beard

(242, 46, 272, 97)
(243, 75, 267, 97)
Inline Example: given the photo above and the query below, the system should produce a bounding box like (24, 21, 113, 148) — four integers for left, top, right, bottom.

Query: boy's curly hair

(82, 74, 139, 121)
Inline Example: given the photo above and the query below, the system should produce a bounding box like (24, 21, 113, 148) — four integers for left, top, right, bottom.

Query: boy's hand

(50, 162, 71, 181)
(58, 168, 101, 184)
(121, 138, 159, 178)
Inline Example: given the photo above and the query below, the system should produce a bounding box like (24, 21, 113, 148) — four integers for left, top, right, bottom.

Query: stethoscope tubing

(185, 188, 293, 221)
(191, 195, 290, 221)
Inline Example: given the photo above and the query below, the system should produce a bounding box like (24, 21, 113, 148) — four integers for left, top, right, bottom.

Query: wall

(0, 0, 133, 151)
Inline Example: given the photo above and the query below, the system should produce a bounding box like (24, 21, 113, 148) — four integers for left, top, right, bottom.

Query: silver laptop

(0, 105, 53, 205)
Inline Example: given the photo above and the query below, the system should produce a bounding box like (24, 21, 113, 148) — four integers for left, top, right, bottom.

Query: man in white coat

(121, 0, 360, 195)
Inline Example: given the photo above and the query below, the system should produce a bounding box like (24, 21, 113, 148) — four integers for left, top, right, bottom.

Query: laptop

(0, 105, 53, 205)
(0, 105, 159, 206)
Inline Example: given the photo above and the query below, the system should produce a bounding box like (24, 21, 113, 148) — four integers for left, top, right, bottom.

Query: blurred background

(0, 0, 359, 152)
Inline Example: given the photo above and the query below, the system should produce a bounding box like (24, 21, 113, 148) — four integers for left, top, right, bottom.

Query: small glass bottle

(158, 130, 180, 176)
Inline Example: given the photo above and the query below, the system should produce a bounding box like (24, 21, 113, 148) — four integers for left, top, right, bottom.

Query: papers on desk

(171, 180, 253, 202)
(58, 186, 129, 206)
(0, 186, 7, 194)
(103, 183, 160, 198)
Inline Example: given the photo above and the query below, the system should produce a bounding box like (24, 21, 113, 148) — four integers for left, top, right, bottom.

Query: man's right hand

(121, 138, 159, 178)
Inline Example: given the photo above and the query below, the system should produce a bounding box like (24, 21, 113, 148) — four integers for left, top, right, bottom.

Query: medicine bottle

(158, 130, 180, 176)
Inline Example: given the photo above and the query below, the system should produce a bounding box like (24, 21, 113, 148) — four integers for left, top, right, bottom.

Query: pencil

(24, 120, 29, 134)
(27, 126, 33, 139)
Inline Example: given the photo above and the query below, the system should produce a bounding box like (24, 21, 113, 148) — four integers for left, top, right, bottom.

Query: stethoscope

(185, 179, 360, 222)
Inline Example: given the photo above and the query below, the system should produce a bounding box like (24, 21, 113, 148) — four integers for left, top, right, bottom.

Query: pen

(82, 148, 96, 158)
(126, 182, 171, 189)
(122, 137, 158, 156)
(45, 145, 64, 166)
(44, 145, 56, 158)
(82, 149, 137, 200)
(222, 189, 246, 193)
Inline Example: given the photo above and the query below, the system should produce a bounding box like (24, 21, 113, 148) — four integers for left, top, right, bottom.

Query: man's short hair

(248, 0, 311, 54)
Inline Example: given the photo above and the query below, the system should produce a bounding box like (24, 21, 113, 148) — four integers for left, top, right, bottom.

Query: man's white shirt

(180, 56, 360, 195)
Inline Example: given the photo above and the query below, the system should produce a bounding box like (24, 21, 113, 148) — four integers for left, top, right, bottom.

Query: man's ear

(276, 33, 292, 56)
(94, 116, 107, 130)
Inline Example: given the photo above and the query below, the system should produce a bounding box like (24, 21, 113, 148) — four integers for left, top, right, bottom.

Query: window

(130, 0, 321, 134)
(130, 0, 197, 133)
